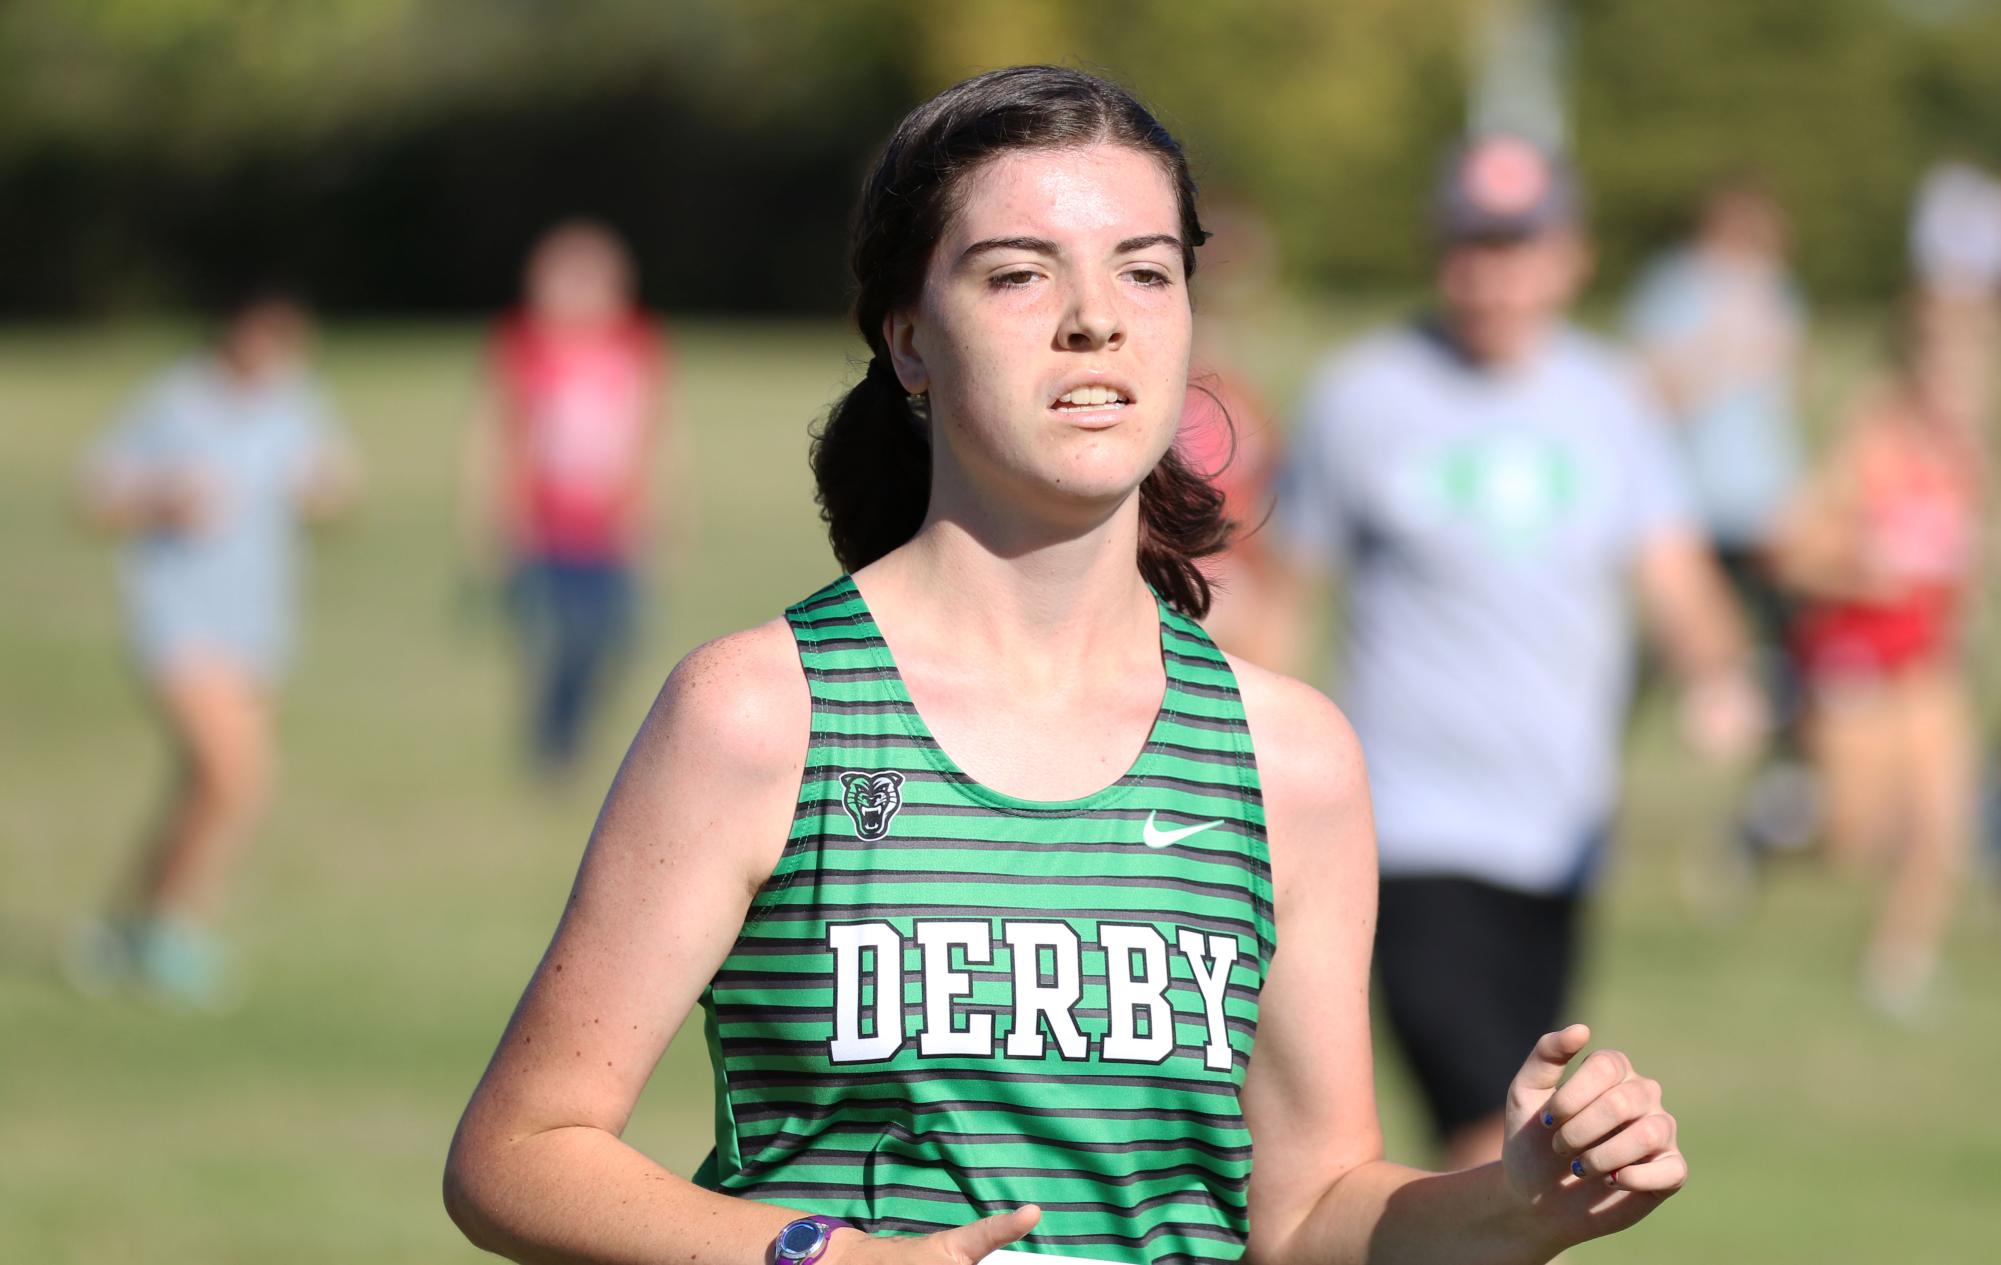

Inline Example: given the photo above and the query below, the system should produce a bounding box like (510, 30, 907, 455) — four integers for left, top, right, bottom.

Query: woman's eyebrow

(959, 236, 1058, 263)
(1115, 233, 1183, 255)
(958, 232, 1183, 264)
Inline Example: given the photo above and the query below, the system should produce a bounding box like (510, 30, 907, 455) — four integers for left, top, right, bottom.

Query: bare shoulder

(1224, 654, 1374, 906)
(1226, 654, 1366, 809)
(644, 617, 809, 776)
(588, 617, 809, 900)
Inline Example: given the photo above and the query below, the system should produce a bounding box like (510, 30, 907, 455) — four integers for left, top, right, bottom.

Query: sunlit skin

(1438, 230, 1590, 368)
(886, 143, 1192, 541)
(526, 226, 637, 329)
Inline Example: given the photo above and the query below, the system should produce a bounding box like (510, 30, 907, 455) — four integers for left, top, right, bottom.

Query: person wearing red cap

(1275, 135, 1761, 1170)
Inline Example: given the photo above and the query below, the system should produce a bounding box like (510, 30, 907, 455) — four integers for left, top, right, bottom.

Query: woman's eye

(1127, 267, 1173, 288)
(989, 270, 1041, 289)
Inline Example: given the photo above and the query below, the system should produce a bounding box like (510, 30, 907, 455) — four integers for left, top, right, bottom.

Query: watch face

(777, 1221, 826, 1260)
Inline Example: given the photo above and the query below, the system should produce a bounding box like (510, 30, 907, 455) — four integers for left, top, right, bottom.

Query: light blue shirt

(1624, 247, 1805, 546)
(1278, 322, 1692, 894)
(94, 357, 343, 679)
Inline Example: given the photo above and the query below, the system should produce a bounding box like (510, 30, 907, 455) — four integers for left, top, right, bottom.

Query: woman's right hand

(827, 1207, 1041, 1265)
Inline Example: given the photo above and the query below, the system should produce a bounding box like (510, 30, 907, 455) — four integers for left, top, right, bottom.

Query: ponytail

(810, 355, 931, 574)
(1139, 442, 1232, 618)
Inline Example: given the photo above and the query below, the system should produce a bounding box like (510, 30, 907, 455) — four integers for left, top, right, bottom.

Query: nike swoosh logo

(1142, 811, 1223, 849)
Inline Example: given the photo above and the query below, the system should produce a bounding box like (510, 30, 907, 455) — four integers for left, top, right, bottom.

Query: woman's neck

(858, 495, 1157, 688)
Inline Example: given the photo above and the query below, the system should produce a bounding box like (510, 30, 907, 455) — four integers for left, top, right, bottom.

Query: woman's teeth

(1054, 386, 1129, 409)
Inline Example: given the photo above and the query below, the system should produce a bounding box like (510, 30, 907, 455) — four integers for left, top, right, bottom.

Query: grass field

(2, 314, 1997, 1264)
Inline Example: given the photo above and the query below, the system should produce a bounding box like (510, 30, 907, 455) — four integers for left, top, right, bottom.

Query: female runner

(446, 66, 1686, 1265)
(1779, 294, 1987, 1018)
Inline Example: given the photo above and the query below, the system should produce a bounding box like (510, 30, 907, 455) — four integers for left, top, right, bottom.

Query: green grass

(1, 315, 1997, 1264)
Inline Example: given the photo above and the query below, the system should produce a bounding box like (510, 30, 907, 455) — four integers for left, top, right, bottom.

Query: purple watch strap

(770, 1214, 855, 1265)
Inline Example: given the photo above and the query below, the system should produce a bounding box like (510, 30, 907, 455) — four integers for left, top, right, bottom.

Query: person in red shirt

(463, 220, 681, 775)
(1777, 293, 1987, 1019)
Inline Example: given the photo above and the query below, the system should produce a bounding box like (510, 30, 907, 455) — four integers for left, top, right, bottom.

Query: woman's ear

(884, 310, 930, 396)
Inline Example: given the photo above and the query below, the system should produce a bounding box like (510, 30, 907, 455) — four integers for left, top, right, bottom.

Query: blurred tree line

(1, 0, 1998, 316)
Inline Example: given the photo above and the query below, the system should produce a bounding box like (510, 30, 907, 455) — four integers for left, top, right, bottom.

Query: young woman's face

(889, 142, 1193, 520)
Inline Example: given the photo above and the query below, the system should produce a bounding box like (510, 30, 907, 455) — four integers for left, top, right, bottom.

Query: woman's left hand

(1501, 1024, 1687, 1249)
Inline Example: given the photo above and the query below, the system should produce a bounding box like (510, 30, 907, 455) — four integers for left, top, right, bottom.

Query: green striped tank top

(693, 576, 1274, 1265)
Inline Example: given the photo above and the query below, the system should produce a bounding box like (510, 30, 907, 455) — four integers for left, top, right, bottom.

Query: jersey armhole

(1171, 613, 1278, 971)
(737, 598, 834, 929)
(1229, 700, 1278, 971)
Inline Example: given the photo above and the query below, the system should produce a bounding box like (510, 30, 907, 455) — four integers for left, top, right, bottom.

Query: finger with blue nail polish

(1501, 1026, 1689, 1243)
(1574, 1111, 1679, 1187)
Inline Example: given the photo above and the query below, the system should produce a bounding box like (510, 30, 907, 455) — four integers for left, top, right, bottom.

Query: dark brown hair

(809, 64, 1232, 616)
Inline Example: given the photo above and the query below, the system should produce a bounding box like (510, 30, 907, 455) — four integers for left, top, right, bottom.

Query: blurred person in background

(1909, 159, 2001, 327)
(69, 290, 358, 1008)
(1907, 160, 2001, 891)
(1275, 135, 1761, 1170)
(461, 220, 682, 779)
(1623, 176, 1814, 870)
(1775, 294, 1988, 1021)
(447, 68, 1689, 1265)
(1177, 199, 1286, 665)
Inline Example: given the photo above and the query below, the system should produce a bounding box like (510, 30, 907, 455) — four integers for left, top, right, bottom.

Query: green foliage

(1577, 0, 1945, 295)
(5, 0, 2001, 302)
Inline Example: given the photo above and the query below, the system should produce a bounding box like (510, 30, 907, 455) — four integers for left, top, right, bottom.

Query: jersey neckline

(836, 573, 1176, 816)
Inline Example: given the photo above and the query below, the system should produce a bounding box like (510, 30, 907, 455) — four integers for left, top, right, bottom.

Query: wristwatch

(768, 1215, 855, 1265)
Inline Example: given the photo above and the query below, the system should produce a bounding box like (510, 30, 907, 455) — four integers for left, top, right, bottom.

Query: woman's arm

(445, 623, 1045, 1265)
(1232, 665, 1685, 1265)
(1631, 531, 1766, 762)
(444, 621, 818, 1263)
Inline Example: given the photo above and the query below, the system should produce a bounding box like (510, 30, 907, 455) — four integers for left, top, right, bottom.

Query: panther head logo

(839, 770, 905, 841)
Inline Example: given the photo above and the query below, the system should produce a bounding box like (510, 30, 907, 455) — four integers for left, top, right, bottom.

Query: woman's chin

(946, 446, 1162, 527)
(1035, 465, 1154, 514)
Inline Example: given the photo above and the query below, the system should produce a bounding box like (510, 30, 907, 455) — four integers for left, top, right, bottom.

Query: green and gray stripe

(694, 576, 1274, 1265)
